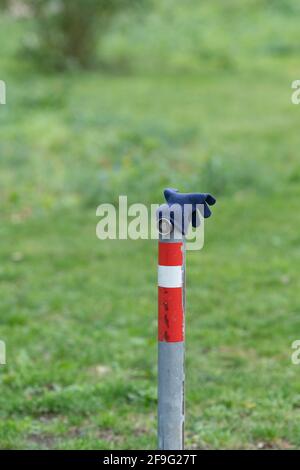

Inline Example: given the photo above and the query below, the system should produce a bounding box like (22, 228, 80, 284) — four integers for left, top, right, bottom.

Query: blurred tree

(0, 0, 9, 9)
(15, 0, 141, 70)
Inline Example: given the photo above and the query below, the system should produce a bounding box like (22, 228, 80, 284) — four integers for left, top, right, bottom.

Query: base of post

(158, 342, 185, 450)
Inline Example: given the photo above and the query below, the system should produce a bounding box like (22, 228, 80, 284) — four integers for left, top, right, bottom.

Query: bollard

(157, 188, 216, 450)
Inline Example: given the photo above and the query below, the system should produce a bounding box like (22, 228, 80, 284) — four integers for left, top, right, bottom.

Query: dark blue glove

(164, 187, 216, 225)
(157, 188, 216, 236)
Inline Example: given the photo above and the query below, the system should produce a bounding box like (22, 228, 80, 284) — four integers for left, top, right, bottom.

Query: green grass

(1, 0, 300, 449)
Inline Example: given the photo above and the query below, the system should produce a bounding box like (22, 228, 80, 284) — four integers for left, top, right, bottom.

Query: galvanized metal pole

(157, 230, 185, 450)
(156, 189, 216, 450)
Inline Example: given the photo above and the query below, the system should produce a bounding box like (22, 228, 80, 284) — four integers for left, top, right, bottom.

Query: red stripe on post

(158, 287, 184, 342)
(159, 242, 183, 266)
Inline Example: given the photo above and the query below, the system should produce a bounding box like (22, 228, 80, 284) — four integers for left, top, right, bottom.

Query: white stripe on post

(158, 265, 183, 288)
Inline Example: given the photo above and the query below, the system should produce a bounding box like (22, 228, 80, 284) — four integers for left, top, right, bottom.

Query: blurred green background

(0, 0, 300, 449)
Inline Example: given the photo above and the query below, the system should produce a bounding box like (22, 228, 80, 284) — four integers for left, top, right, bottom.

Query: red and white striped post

(156, 189, 216, 450)
(158, 237, 185, 449)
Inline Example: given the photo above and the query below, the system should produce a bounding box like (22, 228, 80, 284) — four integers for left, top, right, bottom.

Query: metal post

(156, 188, 216, 450)
(158, 233, 185, 449)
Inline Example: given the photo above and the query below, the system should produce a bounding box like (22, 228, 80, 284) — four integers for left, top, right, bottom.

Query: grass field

(1, 1, 300, 449)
